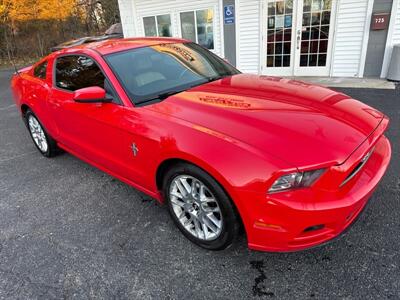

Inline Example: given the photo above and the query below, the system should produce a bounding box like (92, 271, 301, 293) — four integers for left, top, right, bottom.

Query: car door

(47, 54, 143, 181)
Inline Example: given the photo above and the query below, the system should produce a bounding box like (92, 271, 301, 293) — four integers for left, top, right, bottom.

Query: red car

(11, 38, 391, 252)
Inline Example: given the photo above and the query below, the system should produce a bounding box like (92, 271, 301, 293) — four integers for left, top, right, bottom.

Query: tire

(25, 109, 59, 157)
(163, 162, 240, 250)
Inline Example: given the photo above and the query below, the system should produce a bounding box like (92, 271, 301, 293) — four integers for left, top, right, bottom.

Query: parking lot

(0, 69, 399, 299)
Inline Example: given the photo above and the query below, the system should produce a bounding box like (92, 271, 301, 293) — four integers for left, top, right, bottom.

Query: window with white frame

(143, 14, 172, 37)
(180, 9, 214, 49)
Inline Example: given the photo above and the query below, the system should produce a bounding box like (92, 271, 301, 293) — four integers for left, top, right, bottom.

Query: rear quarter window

(33, 61, 48, 79)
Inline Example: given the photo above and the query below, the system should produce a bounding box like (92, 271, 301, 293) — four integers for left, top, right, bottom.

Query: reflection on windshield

(105, 42, 240, 104)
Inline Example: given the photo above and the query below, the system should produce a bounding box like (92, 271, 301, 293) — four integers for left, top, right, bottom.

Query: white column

(118, 0, 138, 37)
(381, 0, 400, 78)
(358, 0, 374, 78)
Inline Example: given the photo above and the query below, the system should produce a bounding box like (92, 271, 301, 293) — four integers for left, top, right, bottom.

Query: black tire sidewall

(163, 163, 239, 250)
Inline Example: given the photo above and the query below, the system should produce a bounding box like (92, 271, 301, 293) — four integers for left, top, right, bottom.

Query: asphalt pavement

(0, 69, 399, 299)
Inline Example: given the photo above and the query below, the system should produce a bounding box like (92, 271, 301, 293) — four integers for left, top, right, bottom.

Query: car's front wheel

(25, 109, 59, 157)
(163, 162, 240, 250)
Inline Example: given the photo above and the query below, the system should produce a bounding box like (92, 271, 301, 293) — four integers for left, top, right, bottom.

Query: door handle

(296, 30, 301, 50)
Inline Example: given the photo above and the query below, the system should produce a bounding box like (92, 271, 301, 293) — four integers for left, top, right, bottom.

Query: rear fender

(11, 72, 58, 139)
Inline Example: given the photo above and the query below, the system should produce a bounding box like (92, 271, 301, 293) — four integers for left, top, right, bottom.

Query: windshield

(104, 42, 240, 105)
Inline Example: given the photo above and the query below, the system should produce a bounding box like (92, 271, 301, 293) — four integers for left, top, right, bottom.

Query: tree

(0, 0, 120, 64)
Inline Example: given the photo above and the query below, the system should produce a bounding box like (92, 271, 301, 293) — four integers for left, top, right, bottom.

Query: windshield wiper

(137, 74, 233, 105)
(207, 74, 233, 82)
(207, 75, 223, 82)
(137, 89, 185, 104)
(157, 90, 184, 100)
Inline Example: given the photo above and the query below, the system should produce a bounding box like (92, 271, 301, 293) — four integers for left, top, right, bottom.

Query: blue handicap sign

(224, 5, 235, 24)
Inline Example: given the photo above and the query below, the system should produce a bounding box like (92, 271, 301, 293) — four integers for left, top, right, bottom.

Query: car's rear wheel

(25, 110, 58, 157)
(163, 162, 240, 250)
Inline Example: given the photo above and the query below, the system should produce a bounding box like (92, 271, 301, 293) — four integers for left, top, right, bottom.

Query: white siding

(331, 0, 370, 77)
(118, 0, 137, 37)
(131, 0, 223, 57)
(236, 0, 260, 73)
(119, 0, 383, 78)
(394, 1, 400, 44)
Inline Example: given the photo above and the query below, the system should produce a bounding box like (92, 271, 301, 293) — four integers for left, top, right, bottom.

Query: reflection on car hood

(148, 74, 384, 167)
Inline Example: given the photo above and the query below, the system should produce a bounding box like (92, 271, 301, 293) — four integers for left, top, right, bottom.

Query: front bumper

(238, 135, 391, 252)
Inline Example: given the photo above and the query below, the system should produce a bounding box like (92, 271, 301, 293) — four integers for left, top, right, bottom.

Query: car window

(33, 61, 47, 79)
(105, 42, 240, 105)
(55, 55, 105, 91)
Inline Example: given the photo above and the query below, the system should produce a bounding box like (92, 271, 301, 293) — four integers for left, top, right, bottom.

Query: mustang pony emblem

(131, 143, 138, 156)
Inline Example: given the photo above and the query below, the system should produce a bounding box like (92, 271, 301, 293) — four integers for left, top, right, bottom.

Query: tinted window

(180, 12, 196, 42)
(33, 61, 47, 79)
(143, 16, 157, 36)
(55, 55, 105, 91)
(156, 15, 172, 37)
(105, 42, 240, 104)
(143, 15, 172, 37)
(180, 9, 214, 49)
(196, 9, 214, 49)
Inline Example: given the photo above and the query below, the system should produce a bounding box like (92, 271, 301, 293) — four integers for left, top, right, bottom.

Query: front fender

(151, 117, 295, 238)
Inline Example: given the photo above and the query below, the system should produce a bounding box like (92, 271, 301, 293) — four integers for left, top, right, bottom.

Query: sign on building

(224, 5, 235, 25)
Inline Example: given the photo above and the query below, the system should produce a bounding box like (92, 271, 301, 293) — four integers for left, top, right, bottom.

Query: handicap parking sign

(224, 5, 235, 24)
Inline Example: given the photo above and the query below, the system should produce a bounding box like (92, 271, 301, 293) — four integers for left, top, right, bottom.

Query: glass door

(294, 0, 335, 76)
(263, 0, 336, 76)
(263, 0, 297, 76)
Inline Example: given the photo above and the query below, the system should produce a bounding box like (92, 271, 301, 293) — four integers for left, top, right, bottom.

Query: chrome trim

(340, 147, 375, 187)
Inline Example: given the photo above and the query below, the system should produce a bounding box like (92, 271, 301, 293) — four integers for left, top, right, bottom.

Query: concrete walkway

(287, 76, 397, 89)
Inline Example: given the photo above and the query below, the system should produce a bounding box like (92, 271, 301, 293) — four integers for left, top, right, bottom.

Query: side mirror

(73, 86, 112, 103)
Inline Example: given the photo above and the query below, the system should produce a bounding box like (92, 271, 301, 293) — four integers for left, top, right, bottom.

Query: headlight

(268, 169, 326, 193)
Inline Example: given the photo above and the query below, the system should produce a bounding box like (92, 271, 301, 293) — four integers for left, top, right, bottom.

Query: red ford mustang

(11, 38, 391, 252)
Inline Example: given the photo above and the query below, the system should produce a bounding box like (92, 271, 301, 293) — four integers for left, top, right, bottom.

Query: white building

(117, 0, 400, 78)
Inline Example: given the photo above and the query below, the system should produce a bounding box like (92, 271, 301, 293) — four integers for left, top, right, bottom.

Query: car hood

(147, 74, 384, 168)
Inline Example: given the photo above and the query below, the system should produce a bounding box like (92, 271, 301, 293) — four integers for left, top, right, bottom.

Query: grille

(340, 147, 375, 187)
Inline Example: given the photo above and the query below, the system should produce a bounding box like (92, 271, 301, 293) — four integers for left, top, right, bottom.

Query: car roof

(58, 37, 190, 56)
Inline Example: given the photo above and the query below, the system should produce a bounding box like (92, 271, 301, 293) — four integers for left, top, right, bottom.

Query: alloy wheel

(28, 115, 48, 153)
(169, 175, 223, 241)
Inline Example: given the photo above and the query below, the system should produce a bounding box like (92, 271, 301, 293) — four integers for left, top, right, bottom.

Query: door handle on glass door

(297, 30, 301, 50)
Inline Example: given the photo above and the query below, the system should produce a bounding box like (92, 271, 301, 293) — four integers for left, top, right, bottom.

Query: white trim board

(234, 0, 239, 68)
(218, 0, 225, 59)
(358, 0, 374, 77)
(381, 0, 400, 78)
